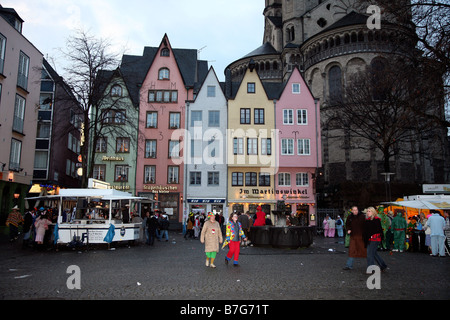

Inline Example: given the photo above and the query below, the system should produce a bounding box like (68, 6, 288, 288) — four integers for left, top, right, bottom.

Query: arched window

(111, 85, 122, 97)
(161, 48, 170, 56)
(328, 66, 342, 104)
(158, 68, 170, 80)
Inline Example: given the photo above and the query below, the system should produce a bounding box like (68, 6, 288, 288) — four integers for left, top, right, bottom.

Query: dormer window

(158, 68, 170, 80)
(14, 19, 22, 33)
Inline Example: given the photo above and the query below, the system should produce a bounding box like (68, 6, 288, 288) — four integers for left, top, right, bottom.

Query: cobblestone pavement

(0, 231, 448, 301)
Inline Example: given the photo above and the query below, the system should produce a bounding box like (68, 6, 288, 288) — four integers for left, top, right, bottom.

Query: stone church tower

(226, 0, 450, 208)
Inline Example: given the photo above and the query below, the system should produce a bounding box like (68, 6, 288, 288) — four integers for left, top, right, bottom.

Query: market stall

(26, 188, 150, 245)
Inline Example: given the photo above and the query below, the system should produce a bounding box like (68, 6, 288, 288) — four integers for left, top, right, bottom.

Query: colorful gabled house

(91, 67, 138, 195)
(185, 67, 228, 217)
(275, 66, 322, 226)
(135, 34, 208, 225)
(227, 60, 279, 217)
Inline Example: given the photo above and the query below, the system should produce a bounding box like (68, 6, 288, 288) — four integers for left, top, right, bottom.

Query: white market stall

(26, 188, 150, 245)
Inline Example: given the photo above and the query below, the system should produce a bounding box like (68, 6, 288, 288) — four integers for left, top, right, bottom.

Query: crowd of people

(5, 206, 57, 248)
(338, 206, 449, 274)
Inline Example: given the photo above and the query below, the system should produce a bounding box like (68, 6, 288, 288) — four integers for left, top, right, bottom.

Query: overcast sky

(3, 0, 265, 81)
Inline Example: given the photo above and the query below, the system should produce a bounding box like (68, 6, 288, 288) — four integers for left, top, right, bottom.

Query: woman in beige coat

(200, 212, 223, 268)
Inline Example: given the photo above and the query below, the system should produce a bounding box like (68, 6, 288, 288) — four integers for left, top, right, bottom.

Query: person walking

(200, 212, 223, 268)
(336, 215, 344, 237)
(34, 211, 51, 246)
(158, 214, 170, 242)
(146, 213, 159, 246)
(427, 210, 446, 257)
(6, 206, 24, 242)
(238, 211, 250, 246)
(363, 207, 388, 272)
(223, 213, 247, 266)
(391, 211, 407, 252)
(343, 206, 367, 270)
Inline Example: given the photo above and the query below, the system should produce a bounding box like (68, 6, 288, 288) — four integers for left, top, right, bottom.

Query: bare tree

(60, 29, 128, 187)
(325, 57, 443, 176)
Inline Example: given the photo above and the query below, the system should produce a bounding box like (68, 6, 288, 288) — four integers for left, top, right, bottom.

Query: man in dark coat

(343, 206, 367, 270)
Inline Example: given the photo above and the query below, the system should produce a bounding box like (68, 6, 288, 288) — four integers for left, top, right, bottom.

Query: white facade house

(184, 67, 228, 217)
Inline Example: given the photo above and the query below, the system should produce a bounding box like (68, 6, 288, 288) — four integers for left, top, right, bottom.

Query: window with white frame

(145, 140, 157, 158)
(17, 51, 29, 90)
(93, 164, 106, 181)
(146, 111, 158, 128)
(9, 139, 21, 171)
(292, 83, 300, 94)
(247, 138, 258, 155)
(232, 172, 243, 186)
(169, 140, 180, 158)
(13, 94, 25, 133)
(254, 108, 264, 124)
(281, 138, 294, 155)
(240, 108, 251, 124)
(115, 165, 129, 182)
(95, 137, 107, 153)
(261, 138, 271, 155)
(168, 166, 179, 184)
(297, 139, 310, 155)
(144, 165, 156, 184)
(297, 109, 307, 125)
(283, 109, 294, 125)
(158, 68, 169, 80)
(169, 112, 180, 129)
(0, 33, 6, 74)
(233, 138, 243, 155)
(278, 172, 291, 186)
(296, 172, 309, 186)
(116, 137, 130, 153)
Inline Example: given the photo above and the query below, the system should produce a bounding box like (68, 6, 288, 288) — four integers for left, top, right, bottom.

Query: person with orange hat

(200, 212, 223, 268)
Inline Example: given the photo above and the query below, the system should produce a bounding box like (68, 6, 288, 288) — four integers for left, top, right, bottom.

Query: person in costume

(252, 206, 266, 227)
(200, 212, 223, 268)
(6, 206, 24, 242)
(223, 213, 247, 266)
(391, 211, 407, 252)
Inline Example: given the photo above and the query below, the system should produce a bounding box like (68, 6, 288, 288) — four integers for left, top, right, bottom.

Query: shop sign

(188, 199, 226, 203)
(102, 156, 125, 161)
(143, 185, 178, 193)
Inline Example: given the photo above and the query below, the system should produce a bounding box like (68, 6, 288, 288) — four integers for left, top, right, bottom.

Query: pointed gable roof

(118, 34, 208, 107)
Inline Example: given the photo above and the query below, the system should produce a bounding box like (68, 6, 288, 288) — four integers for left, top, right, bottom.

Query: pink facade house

(135, 35, 208, 224)
(276, 67, 322, 226)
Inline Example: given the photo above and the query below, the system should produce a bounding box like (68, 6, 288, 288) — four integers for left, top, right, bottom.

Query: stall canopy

(383, 195, 450, 214)
(384, 200, 450, 210)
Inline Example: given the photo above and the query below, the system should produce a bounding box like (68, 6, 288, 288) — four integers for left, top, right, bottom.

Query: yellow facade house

(227, 62, 279, 217)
